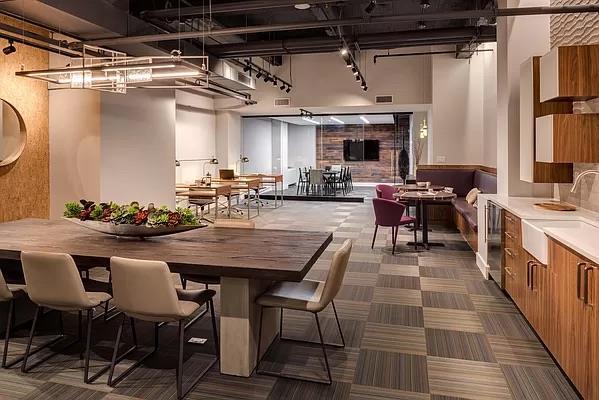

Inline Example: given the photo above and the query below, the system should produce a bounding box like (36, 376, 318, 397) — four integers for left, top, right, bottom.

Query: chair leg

(21, 306, 41, 373)
(314, 313, 333, 385)
(108, 315, 153, 387)
(279, 308, 283, 338)
(331, 301, 346, 348)
(255, 306, 264, 375)
(393, 225, 399, 255)
(371, 225, 378, 249)
(413, 224, 418, 251)
(392, 226, 397, 255)
(2, 299, 14, 368)
(107, 315, 126, 386)
(209, 300, 219, 358)
(176, 320, 184, 400)
(181, 277, 187, 290)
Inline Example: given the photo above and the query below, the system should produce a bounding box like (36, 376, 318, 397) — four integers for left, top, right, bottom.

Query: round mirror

(0, 99, 26, 167)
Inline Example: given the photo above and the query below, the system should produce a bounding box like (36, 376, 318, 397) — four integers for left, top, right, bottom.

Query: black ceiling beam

(82, 4, 599, 47)
(141, 0, 346, 19)
(207, 27, 496, 58)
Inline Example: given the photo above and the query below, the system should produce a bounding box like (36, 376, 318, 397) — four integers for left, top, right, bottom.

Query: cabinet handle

(583, 265, 595, 305)
(505, 232, 514, 240)
(505, 248, 514, 257)
(530, 263, 537, 290)
(526, 260, 534, 288)
(577, 262, 587, 300)
(505, 267, 514, 277)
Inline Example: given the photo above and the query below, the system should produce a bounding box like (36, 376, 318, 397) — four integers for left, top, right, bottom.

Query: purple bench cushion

(416, 169, 475, 197)
(473, 170, 497, 195)
(452, 197, 478, 231)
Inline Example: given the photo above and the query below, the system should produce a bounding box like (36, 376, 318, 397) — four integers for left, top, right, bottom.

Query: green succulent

(89, 206, 104, 220)
(64, 202, 83, 218)
(176, 207, 198, 225)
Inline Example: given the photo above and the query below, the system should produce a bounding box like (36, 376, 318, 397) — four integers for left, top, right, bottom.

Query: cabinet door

(550, 240, 592, 398)
(588, 264, 599, 400)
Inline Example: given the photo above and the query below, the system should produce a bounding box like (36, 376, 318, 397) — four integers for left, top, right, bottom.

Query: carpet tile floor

(0, 191, 582, 399)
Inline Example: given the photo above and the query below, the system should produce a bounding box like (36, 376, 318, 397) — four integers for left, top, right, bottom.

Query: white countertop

(480, 194, 599, 264)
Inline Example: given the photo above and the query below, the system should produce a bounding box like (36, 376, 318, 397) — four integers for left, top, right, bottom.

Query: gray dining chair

(309, 169, 325, 196)
(108, 256, 219, 400)
(0, 270, 26, 368)
(20, 251, 112, 383)
(255, 239, 352, 384)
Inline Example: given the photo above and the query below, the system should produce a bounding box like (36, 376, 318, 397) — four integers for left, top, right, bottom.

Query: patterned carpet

(0, 194, 581, 399)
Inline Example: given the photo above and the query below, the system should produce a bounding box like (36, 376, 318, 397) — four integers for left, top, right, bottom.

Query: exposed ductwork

(141, 0, 347, 18)
(208, 27, 496, 58)
(82, 5, 599, 47)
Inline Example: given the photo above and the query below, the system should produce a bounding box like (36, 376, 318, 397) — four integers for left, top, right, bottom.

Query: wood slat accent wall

(0, 15, 49, 223)
(316, 124, 397, 182)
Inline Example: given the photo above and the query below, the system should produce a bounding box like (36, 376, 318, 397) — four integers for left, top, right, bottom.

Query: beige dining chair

(0, 270, 26, 368)
(20, 251, 112, 383)
(108, 256, 219, 400)
(255, 239, 352, 384)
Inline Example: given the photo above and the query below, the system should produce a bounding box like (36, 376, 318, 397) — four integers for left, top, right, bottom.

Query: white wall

(175, 90, 216, 183)
(241, 118, 272, 174)
(215, 111, 242, 171)
(100, 89, 176, 208)
(48, 52, 101, 219)
(482, 43, 498, 168)
(497, 0, 552, 196)
(431, 47, 496, 165)
(288, 124, 316, 169)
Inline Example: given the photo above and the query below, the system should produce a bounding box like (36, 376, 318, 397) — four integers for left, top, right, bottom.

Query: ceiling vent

(274, 98, 291, 107)
(211, 60, 256, 90)
(375, 95, 394, 104)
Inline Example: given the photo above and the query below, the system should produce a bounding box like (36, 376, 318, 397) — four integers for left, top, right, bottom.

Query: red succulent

(134, 210, 149, 225)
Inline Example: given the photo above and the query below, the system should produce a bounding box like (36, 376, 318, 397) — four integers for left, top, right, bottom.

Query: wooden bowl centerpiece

(63, 200, 206, 238)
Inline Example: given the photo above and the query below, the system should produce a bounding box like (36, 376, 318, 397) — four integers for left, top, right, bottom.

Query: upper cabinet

(536, 114, 599, 163)
(519, 57, 573, 183)
(540, 45, 599, 102)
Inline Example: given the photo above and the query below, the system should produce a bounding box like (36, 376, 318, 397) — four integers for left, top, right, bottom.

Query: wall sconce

(236, 155, 250, 174)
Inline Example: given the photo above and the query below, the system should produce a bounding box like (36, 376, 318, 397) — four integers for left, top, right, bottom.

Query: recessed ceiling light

(294, 3, 311, 10)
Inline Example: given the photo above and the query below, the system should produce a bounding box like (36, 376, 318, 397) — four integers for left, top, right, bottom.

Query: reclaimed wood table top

(394, 191, 457, 201)
(394, 184, 446, 191)
(0, 219, 333, 281)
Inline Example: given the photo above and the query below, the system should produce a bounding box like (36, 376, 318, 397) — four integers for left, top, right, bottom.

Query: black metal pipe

(141, 0, 346, 18)
(373, 48, 495, 62)
(83, 5, 599, 47)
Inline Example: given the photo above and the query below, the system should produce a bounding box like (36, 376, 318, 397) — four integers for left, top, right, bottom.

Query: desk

(240, 174, 284, 208)
(0, 219, 333, 377)
(394, 191, 457, 249)
(212, 177, 261, 219)
(176, 183, 232, 221)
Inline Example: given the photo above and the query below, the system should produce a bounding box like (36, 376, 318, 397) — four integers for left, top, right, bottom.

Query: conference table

(0, 219, 333, 377)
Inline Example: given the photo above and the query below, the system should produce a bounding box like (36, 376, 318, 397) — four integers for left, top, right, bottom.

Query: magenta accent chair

(376, 184, 411, 217)
(372, 198, 417, 255)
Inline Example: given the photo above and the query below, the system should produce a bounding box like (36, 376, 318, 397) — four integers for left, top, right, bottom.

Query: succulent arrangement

(64, 200, 198, 227)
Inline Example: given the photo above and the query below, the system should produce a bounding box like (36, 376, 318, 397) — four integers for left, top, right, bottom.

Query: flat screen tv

(343, 139, 379, 161)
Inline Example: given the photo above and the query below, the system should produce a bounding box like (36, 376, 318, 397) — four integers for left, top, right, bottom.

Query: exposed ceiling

(271, 113, 395, 125)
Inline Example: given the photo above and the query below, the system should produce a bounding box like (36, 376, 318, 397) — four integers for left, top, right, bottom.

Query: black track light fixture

(280, 83, 286, 90)
(420, 0, 431, 9)
(340, 47, 352, 67)
(2, 39, 16, 55)
(286, 87, 291, 93)
(361, 80, 367, 91)
(365, 0, 376, 14)
(355, 74, 361, 81)
(352, 67, 359, 76)
(263, 74, 270, 82)
(256, 70, 263, 79)
(243, 61, 251, 72)
(272, 78, 278, 87)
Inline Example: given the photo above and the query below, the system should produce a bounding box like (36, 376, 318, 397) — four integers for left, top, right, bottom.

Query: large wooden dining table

(0, 218, 333, 377)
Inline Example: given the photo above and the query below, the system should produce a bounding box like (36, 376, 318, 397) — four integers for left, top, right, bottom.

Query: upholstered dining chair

(255, 239, 353, 384)
(0, 271, 26, 368)
(108, 257, 219, 400)
(376, 183, 411, 216)
(372, 198, 417, 255)
(20, 251, 112, 383)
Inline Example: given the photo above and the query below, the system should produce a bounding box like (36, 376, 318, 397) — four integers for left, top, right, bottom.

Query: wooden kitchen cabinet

(540, 44, 599, 102)
(503, 211, 526, 311)
(536, 113, 599, 163)
(521, 250, 551, 345)
(519, 57, 573, 183)
(549, 239, 597, 400)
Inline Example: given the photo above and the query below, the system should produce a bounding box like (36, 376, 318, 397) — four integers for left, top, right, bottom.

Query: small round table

(394, 184, 446, 192)
(393, 191, 457, 249)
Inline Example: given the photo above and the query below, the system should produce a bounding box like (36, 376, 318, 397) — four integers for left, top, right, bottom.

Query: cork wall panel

(316, 124, 397, 182)
(0, 15, 49, 222)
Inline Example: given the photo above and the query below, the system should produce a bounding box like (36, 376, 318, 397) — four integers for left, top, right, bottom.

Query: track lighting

(243, 61, 251, 72)
(420, 0, 431, 9)
(340, 48, 352, 67)
(2, 39, 16, 55)
(361, 80, 367, 91)
(256, 70, 263, 79)
(352, 67, 359, 76)
(418, 21, 427, 29)
(280, 83, 286, 90)
(365, 0, 376, 14)
(272, 78, 278, 86)
(285, 86, 291, 93)
(355, 74, 361, 81)
(263, 74, 270, 82)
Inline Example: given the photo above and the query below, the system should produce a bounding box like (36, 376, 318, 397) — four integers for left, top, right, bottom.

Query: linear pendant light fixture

(16, 45, 209, 94)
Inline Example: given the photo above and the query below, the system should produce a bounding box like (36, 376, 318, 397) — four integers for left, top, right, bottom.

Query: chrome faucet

(571, 169, 599, 193)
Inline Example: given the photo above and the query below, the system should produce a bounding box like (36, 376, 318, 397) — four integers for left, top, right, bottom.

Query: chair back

(0, 271, 14, 302)
(372, 198, 407, 227)
(110, 257, 182, 320)
(21, 251, 90, 310)
(318, 239, 352, 309)
(298, 168, 305, 183)
(309, 169, 324, 185)
(331, 164, 342, 172)
(375, 184, 396, 200)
